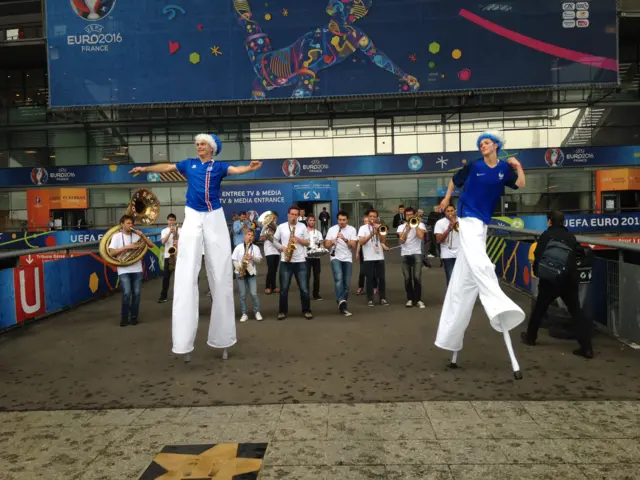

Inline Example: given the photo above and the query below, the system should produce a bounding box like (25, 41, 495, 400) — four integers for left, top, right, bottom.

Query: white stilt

(184, 353, 191, 363)
(222, 348, 228, 360)
(448, 350, 459, 369)
(501, 323, 522, 380)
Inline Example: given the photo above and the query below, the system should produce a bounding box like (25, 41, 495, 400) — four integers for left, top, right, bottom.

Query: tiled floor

(1, 401, 638, 479)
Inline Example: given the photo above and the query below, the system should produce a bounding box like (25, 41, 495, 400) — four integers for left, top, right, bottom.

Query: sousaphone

(99, 188, 160, 266)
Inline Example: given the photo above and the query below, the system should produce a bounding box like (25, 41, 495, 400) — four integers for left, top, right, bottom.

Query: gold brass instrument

(408, 217, 420, 228)
(99, 188, 160, 266)
(166, 224, 180, 273)
(374, 218, 389, 236)
(238, 241, 255, 278)
(453, 220, 460, 232)
(257, 211, 278, 241)
(284, 224, 297, 262)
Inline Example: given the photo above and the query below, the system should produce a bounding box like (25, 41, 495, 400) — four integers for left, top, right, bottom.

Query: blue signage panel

(0, 228, 163, 250)
(45, 0, 617, 107)
(2, 145, 639, 188)
(492, 213, 640, 234)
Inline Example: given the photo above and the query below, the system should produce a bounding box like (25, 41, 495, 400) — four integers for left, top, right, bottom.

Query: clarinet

(330, 227, 343, 257)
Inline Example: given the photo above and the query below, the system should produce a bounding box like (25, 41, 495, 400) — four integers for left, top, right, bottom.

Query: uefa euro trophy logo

(84, 0, 100, 19)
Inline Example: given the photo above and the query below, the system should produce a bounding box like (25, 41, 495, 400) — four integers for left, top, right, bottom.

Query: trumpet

(453, 221, 460, 232)
(408, 217, 420, 228)
(373, 218, 388, 236)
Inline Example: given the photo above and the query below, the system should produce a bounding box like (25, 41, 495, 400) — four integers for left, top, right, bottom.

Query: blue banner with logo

(0, 228, 163, 250)
(2, 145, 639, 188)
(492, 212, 640, 234)
(45, 0, 617, 107)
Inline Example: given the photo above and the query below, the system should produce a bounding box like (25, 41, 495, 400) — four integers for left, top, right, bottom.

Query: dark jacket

(392, 212, 405, 228)
(533, 225, 579, 279)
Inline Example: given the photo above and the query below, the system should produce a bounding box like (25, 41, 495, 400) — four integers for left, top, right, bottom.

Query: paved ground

(1, 401, 638, 479)
(1, 254, 639, 411)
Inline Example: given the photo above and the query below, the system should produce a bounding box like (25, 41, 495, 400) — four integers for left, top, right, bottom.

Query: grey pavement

(0, 401, 638, 479)
(0, 253, 638, 411)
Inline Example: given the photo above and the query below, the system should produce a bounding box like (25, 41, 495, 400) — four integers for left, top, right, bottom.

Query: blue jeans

(237, 275, 260, 314)
(442, 258, 457, 286)
(119, 272, 142, 320)
(279, 262, 311, 314)
(331, 260, 353, 303)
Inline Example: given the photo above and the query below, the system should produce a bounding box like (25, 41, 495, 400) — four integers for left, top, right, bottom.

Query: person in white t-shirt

(273, 206, 312, 320)
(356, 214, 377, 296)
(158, 213, 182, 303)
(232, 229, 263, 322)
(325, 210, 358, 316)
(108, 214, 155, 327)
(397, 207, 427, 308)
(358, 208, 389, 307)
(259, 211, 281, 295)
(305, 214, 324, 300)
(434, 204, 460, 286)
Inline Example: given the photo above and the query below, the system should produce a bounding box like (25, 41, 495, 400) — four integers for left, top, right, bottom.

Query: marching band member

(396, 207, 426, 308)
(273, 206, 312, 320)
(260, 211, 280, 295)
(434, 130, 526, 379)
(434, 205, 460, 286)
(325, 211, 358, 316)
(232, 229, 263, 322)
(233, 212, 251, 248)
(158, 213, 181, 303)
(129, 133, 262, 362)
(305, 214, 324, 301)
(108, 215, 155, 327)
(356, 213, 377, 296)
(358, 209, 389, 307)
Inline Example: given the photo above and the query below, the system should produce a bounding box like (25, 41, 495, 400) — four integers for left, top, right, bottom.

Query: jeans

(160, 259, 173, 297)
(279, 262, 311, 314)
(265, 254, 280, 291)
(364, 260, 386, 301)
(120, 272, 142, 320)
(306, 257, 321, 298)
(358, 253, 377, 290)
(442, 258, 457, 286)
(320, 224, 329, 237)
(331, 259, 353, 303)
(401, 254, 423, 303)
(237, 275, 260, 314)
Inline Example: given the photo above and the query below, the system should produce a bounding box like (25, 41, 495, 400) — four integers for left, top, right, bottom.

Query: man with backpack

(520, 210, 594, 358)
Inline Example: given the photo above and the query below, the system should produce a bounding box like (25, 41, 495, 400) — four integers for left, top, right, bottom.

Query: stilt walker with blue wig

(435, 130, 527, 379)
(130, 134, 262, 363)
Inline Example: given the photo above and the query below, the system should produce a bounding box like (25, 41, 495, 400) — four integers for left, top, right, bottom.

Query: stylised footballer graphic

(233, 0, 420, 99)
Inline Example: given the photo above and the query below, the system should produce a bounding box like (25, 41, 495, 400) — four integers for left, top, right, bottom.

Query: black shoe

(120, 318, 128, 327)
(157, 296, 167, 303)
(520, 332, 535, 346)
(573, 348, 594, 359)
(130, 317, 138, 326)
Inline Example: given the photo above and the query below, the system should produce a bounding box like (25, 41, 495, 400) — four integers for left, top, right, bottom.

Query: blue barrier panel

(0, 268, 17, 328)
(1, 242, 163, 334)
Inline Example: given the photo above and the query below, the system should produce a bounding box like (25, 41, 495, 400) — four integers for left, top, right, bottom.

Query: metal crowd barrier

(488, 225, 640, 347)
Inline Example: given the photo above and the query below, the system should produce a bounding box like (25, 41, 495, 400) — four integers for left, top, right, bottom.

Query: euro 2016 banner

(46, 0, 618, 107)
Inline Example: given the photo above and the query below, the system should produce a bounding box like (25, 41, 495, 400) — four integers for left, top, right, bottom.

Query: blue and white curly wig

(476, 129, 505, 152)
(195, 133, 223, 157)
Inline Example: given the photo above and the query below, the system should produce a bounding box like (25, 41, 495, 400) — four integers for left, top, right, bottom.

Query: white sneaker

(417, 301, 426, 309)
(255, 312, 263, 321)
(405, 300, 413, 308)
(240, 314, 248, 322)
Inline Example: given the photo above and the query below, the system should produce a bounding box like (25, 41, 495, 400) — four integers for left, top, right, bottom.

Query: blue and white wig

(476, 129, 505, 152)
(195, 133, 223, 157)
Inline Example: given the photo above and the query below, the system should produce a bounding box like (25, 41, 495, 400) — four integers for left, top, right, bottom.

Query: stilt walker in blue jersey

(130, 134, 262, 363)
(435, 130, 527, 379)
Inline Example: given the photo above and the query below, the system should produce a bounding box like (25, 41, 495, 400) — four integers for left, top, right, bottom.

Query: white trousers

(172, 206, 236, 354)
(435, 217, 525, 352)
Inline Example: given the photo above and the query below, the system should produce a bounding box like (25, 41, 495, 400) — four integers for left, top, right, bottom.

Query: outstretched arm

(228, 160, 262, 176)
(130, 164, 177, 174)
(351, 28, 419, 89)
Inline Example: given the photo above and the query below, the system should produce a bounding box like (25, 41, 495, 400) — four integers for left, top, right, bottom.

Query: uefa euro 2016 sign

(45, 0, 618, 107)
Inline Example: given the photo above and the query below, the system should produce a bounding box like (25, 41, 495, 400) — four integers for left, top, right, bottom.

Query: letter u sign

(13, 265, 46, 323)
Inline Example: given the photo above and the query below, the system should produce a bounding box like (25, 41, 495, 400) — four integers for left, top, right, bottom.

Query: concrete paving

(0, 401, 638, 479)
(1, 254, 639, 411)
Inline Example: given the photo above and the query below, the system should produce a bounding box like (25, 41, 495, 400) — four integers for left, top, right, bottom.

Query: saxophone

(284, 224, 297, 262)
(166, 224, 179, 273)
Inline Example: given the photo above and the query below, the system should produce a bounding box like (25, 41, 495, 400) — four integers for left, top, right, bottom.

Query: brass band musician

(158, 213, 181, 303)
(397, 207, 427, 308)
(232, 212, 252, 248)
(232, 229, 263, 322)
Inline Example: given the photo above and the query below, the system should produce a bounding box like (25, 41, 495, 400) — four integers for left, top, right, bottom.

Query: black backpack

(537, 238, 573, 284)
